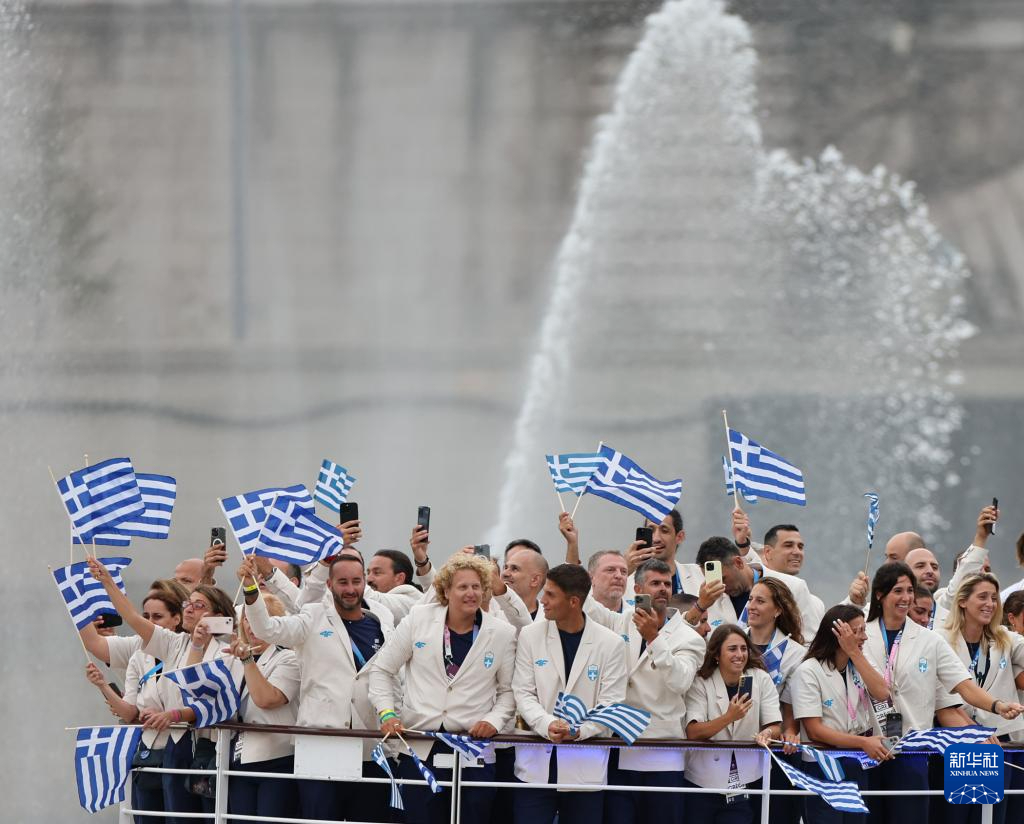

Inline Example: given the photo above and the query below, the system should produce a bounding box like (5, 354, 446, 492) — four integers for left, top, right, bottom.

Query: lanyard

(845, 661, 866, 723)
(672, 568, 681, 595)
(350, 637, 367, 670)
(968, 640, 990, 687)
(928, 602, 936, 630)
(138, 661, 163, 688)
(443, 622, 480, 680)
(879, 624, 903, 686)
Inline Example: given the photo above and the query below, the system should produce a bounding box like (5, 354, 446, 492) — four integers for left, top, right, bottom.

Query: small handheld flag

(546, 452, 605, 496)
(73, 473, 178, 544)
(769, 749, 867, 814)
(727, 429, 806, 506)
(74, 726, 143, 813)
(56, 458, 146, 542)
(52, 557, 132, 629)
(554, 692, 652, 744)
(407, 748, 443, 794)
(582, 445, 683, 523)
(427, 732, 487, 761)
(371, 742, 404, 810)
(892, 725, 996, 755)
(219, 484, 314, 554)
(255, 497, 344, 566)
(864, 493, 880, 549)
(723, 456, 758, 504)
(314, 459, 356, 512)
(164, 659, 240, 728)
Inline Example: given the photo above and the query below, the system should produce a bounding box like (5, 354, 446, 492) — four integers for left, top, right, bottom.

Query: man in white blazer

(240, 554, 395, 822)
(370, 554, 518, 824)
(512, 564, 628, 824)
(584, 558, 705, 824)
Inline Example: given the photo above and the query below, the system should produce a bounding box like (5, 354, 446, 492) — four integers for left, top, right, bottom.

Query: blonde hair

(241, 593, 285, 647)
(433, 554, 493, 606)
(944, 573, 1010, 653)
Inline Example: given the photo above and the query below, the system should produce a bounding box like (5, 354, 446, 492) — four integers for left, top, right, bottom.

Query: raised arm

(87, 557, 155, 646)
(559, 513, 580, 565)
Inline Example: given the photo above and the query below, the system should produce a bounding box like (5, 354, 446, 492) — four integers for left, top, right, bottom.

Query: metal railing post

(213, 730, 231, 824)
(451, 749, 463, 824)
(759, 748, 772, 824)
(980, 802, 994, 824)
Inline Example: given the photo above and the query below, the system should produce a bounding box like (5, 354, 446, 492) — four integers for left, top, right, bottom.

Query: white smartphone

(202, 616, 234, 635)
(703, 560, 723, 587)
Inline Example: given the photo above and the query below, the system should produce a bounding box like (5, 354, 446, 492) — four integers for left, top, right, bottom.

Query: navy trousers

(869, 753, 930, 824)
(803, 757, 869, 824)
(228, 754, 298, 821)
(603, 749, 685, 824)
(680, 776, 761, 824)
(396, 742, 497, 824)
(512, 754, 605, 824)
(161, 732, 203, 824)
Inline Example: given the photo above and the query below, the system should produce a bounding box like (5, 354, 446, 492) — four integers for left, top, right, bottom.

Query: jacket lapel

(545, 620, 566, 687)
(450, 615, 493, 685)
(565, 619, 596, 691)
(323, 608, 356, 670)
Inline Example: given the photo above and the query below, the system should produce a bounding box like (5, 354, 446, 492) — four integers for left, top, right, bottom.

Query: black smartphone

(634, 594, 652, 612)
(338, 501, 359, 525)
(737, 674, 752, 700)
(417, 506, 431, 532)
(636, 526, 654, 549)
(988, 497, 998, 535)
(473, 544, 491, 558)
(210, 527, 226, 547)
(97, 613, 123, 629)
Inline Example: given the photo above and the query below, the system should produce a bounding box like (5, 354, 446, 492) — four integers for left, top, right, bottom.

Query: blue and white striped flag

(761, 639, 790, 687)
(723, 456, 758, 503)
(770, 750, 867, 813)
(71, 527, 130, 547)
(583, 445, 683, 523)
(74, 726, 144, 814)
(407, 749, 443, 794)
(428, 732, 487, 760)
(864, 492, 879, 549)
(56, 458, 146, 542)
(52, 557, 132, 629)
(255, 497, 344, 566)
(219, 484, 314, 555)
(165, 659, 240, 728)
(893, 725, 996, 755)
(73, 473, 177, 544)
(797, 744, 846, 782)
(728, 429, 805, 506)
(554, 692, 589, 727)
(586, 703, 652, 745)
(371, 742, 404, 810)
(314, 459, 357, 512)
(546, 451, 605, 496)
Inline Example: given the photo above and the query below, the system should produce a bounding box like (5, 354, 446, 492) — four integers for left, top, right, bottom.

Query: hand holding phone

(634, 593, 652, 612)
(988, 497, 998, 535)
(473, 544, 491, 558)
(417, 506, 431, 533)
(737, 674, 753, 700)
(635, 526, 653, 549)
(202, 616, 234, 636)
(704, 560, 723, 587)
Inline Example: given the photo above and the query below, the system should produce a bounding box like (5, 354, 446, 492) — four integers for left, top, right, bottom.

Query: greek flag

(761, 639, 790, 687)
(73, 473, 177, 544)
(52, 557, 132, 630)
(371, 743, 404, 810)
(728, 429, 806, 506)
(771, 750, 868, 814)
(56, 458, 146, 542)
(864, 492, 880, 549)
(586, 703, 652, 745)
(71, 527, 129, 547)
(893, 725, 996, 755)
(74, 726, 143, 814)
(219, 484, 314, 554)
(407, 749, 443, 794)
(554, 692, 589, 727)
(165, 659, 240, 728)
(797, 744, 846, 782)
(255, 497, 344, 566)
(723, 456, 758, 503)
(428, 732, 487, 760)
(583, 445, 683, 523)
(546, 451, 605, 495)
(314, 459, 356, 512)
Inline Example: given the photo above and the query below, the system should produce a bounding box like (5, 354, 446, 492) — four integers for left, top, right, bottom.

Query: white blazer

(245, 591, 393, 734)
(123, 648, 172, 750)
(583, 597, 704, 771)
(940, 630, 1024, 736)
(418, 582, 535, 632)
(684, 668, 781, 787)
(265, 564, 329, 614)
(761, 632, 807, 704)
(235, 644, 302, 764)
(862, 618, 970, 732)
(368, 603, 517, 757)
(789, 656, 879, 761)
(934, 544, 987, 612)
(512, 616, 628, 787)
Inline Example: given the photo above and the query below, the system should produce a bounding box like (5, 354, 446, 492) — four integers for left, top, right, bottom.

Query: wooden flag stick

(721, 410, 740, 510)
(232, 493, 280, 604)
(48, 465, 78, 565)
(555, 485, 566, 514)
(48, 564, 95, 665)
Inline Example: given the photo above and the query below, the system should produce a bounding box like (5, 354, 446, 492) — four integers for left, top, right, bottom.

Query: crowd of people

(79, 502, 1024, 824)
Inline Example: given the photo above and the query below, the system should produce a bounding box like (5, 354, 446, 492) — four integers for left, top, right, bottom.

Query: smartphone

(417, 506, 431, 533)
(882, 711, 903, 739)
(635, 526, 653, 549)
(634, 594, 652, 612)
(97, 613, 123, 629)
(988, 497, 998, 535)
(202, 616, 234, 636)
(210, 527, 226, 547)
(338, 501, 359, 525)
(473, 544, 491, 558)
(737, 674, 753, 700)
(704, 560, 723, 587)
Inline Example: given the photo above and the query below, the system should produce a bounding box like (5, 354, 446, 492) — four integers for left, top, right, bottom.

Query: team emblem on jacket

(484, 652, 495, 669)
(319, 630, 334, 638)
(415, 641, 427, 649)
(918, 658, 928, 673)
(535, 658, 548, 667)
(587, 665, 599, 681)
(999, 657, 1007, 670)
(823, 699, 834, 708)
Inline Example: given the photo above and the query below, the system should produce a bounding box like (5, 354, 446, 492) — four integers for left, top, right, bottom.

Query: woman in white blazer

(84, 585, 188, 824)
(225, 593, 301, 821)
(790, 604, 894, 824)
(743, 577, 806, 824)
(88, 558, 238, 824)
(370, 553, 517, 824)
(862, 562, 1024, 824)
(942, 574, 1024, 824)
(684, 623, 782, 824)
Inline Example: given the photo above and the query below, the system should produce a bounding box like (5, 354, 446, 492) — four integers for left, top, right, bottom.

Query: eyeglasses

(182, 600, 211, 612)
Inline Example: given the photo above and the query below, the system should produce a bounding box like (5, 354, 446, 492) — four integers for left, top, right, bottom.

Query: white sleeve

(936, 545, 987, 610)
(264, 567, 301, 613)
(492, 586, 534, 631)
(297, 563, 329, 608)
(244, 594, 314, 650)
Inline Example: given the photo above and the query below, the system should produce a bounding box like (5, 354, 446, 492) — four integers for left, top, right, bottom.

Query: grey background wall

(1, 1, 1023, 818)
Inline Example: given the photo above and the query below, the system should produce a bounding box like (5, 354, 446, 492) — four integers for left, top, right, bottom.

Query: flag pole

(570, 440, 603, 520)
(555, 487, 566, 514)
(721, 410, 740, 510)
(48, 465, 77, 565)
(232, 493, 280, 604)
(48, 564, 95, 665)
